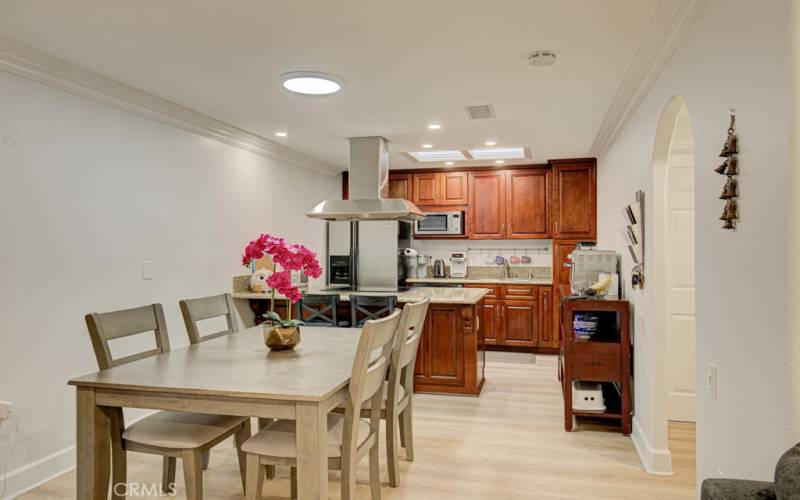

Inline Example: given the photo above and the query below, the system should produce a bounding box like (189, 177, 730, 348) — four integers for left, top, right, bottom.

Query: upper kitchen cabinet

(552, 159, 597, 240)
(411, 171, 468, 206)
(468, 171, 506, 239)
(388, 173, 412, 201)
(506, 168, 551, 239)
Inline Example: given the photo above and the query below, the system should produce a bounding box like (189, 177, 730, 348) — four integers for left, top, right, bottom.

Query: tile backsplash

(412, 239, 553, 268)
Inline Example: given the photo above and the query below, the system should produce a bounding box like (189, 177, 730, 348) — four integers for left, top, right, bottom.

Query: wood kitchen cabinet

(552, 159, 597, 239)
(506, 168, 551, 239)
(411, 171, 468, 206)
(388, 173, 412, 201)
(479, 299, 501, 345)
(468, 171, 506, 239)
(502, 300, 539, 347)
(464, 284, 548, 349)
(551, 241, 580, 349)
(413, 302, 485, 395)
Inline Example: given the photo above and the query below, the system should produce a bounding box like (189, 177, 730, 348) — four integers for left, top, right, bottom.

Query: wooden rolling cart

(558, 290, 632, 435)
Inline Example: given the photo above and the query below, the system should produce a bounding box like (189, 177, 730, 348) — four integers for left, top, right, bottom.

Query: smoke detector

(529, 50, 557, 67)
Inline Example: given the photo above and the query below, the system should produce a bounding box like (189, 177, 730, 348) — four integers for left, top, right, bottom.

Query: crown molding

(0, 36, 340, 176)
(589, 0, 707, 157)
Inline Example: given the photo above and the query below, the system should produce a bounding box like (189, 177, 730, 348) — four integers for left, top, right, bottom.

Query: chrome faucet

(502, 260, 510, 279)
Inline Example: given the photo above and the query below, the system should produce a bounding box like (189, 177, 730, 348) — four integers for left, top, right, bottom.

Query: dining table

(68, 326, 363, 500)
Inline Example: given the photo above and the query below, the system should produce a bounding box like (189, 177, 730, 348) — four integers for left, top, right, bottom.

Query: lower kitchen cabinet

(413, 301, 485, 395)
(479, 299, 501, 345)
(464, 285, 553, 350)
(502, 300, 539, 347)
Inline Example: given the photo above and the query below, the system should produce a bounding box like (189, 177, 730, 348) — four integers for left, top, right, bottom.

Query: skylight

(467, 147, 527, 160)
(407, 150, 467, 162)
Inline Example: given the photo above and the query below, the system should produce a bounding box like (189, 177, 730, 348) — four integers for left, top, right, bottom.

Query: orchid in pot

(241, 233, 322, 349)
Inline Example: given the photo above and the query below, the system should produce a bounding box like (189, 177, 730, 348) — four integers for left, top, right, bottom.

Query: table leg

(295, 402, 328, 500)
(76, 387, 111, 499)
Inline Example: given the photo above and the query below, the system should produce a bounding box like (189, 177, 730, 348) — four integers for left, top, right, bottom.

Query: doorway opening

(652, 95, 696, 476)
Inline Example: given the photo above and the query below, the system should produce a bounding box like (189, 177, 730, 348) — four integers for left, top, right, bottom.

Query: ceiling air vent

(465, 104, 495, 120)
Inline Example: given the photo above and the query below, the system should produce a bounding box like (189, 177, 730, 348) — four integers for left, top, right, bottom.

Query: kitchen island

(233, 280, 488, 396)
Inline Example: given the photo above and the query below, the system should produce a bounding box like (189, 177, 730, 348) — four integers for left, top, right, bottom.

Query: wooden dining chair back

(296, 294, 341, 327)
(380, 298, 429, 487)
(180, 293, 238, 344)
(85, 303, 171, 370)
(242, 310, 402, 500)
(84, 304, 250, 500)
(350, 295, 398, 328)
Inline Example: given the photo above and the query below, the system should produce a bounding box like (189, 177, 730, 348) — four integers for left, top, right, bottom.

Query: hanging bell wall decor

(719, 177, 737, 200)
(715, 110, 739, 230)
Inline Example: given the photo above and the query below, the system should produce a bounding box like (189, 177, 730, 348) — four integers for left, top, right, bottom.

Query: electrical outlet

(142, 260, 153, 280)
(0, 401, 11, 420)
(707, 363, 718, 401)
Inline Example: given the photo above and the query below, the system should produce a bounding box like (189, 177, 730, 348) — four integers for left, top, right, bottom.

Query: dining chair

(179, 292, 238, 344)
(85, 303, 251, 500)
(335, 298, 429, 487)
(180, 292, 277, 480)
(242, 309, 403, 500)
(296, 294, 346, 327)
(350, 295, 398, 328)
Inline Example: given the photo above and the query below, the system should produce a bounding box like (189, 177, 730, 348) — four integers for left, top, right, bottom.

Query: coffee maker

(449, 252, 467, 278)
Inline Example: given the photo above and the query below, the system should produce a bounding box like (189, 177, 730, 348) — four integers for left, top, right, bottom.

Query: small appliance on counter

(398, 248, 418, 284)
(449, 252, 467, 278)
(433, 258, 447, 278)
(416, 255, 430, 278)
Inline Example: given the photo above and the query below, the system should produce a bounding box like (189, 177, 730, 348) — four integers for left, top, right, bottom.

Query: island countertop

(232, 286, 489, 305)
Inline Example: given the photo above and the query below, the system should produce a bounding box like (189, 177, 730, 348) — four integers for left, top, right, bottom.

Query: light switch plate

(142, 260, 153, 280)
(636, 314, 646, 339)
(707, 363, 718, 401)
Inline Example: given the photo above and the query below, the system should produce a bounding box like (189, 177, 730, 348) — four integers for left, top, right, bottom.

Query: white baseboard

(631, 417, 673, 475)
(1, 412, 156, 499)
(2, 445, 75, 500)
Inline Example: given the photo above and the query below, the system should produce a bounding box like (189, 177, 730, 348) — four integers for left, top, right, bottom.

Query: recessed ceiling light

(445, 161, 454, 166)
(279, 71, 341, 95)
(407, 150, 466, 162)
(529, 50, 557, 67)
(485, 140, 497, 146)
(495, 160, 505, 164)
(469, 147, 528, 160)
(428, 124, 441, 130)
(422, 144, 433, 149)
(275, 132, 288, 137)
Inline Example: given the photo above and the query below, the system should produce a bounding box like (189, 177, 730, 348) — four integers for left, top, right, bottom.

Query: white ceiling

(0, 0, 659, 172)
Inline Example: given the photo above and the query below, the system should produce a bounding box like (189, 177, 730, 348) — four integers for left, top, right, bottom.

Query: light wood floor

(24, 355, 695, 499)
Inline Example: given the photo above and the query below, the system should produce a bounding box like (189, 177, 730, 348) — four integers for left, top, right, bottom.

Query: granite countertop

(232, 286, 489, 305)
(407, 277, 553, 286)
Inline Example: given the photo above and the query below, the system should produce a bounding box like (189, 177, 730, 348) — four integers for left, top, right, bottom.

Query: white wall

(0, 71, 339, 496)
(597, 0, 792, 486)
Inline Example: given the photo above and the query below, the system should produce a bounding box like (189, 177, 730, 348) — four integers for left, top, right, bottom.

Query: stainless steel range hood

(306, 136, 424, 221)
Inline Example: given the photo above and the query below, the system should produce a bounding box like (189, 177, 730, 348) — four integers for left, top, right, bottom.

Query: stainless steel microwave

(414, 211, 464, 236)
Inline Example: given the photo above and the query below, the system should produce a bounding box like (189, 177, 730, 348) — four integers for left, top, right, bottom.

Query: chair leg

(341, 453, 358, 500)
(245, 454, 264, 500)
(401, 401, 415, 461)
(109, 432, 126, 500)
(386, 406, 400, 487)
(257, 419, 276, 480)
(369, 441, 382, 500)
(182, 449, 204, 500)
(161, 457, 176, 494)
(234, 420, 252, 492)
(290, 466, 298, 499)
(202, 450, 210, 470)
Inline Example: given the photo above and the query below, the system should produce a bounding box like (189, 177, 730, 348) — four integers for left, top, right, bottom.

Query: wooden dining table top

(68, 326, 362, 402)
